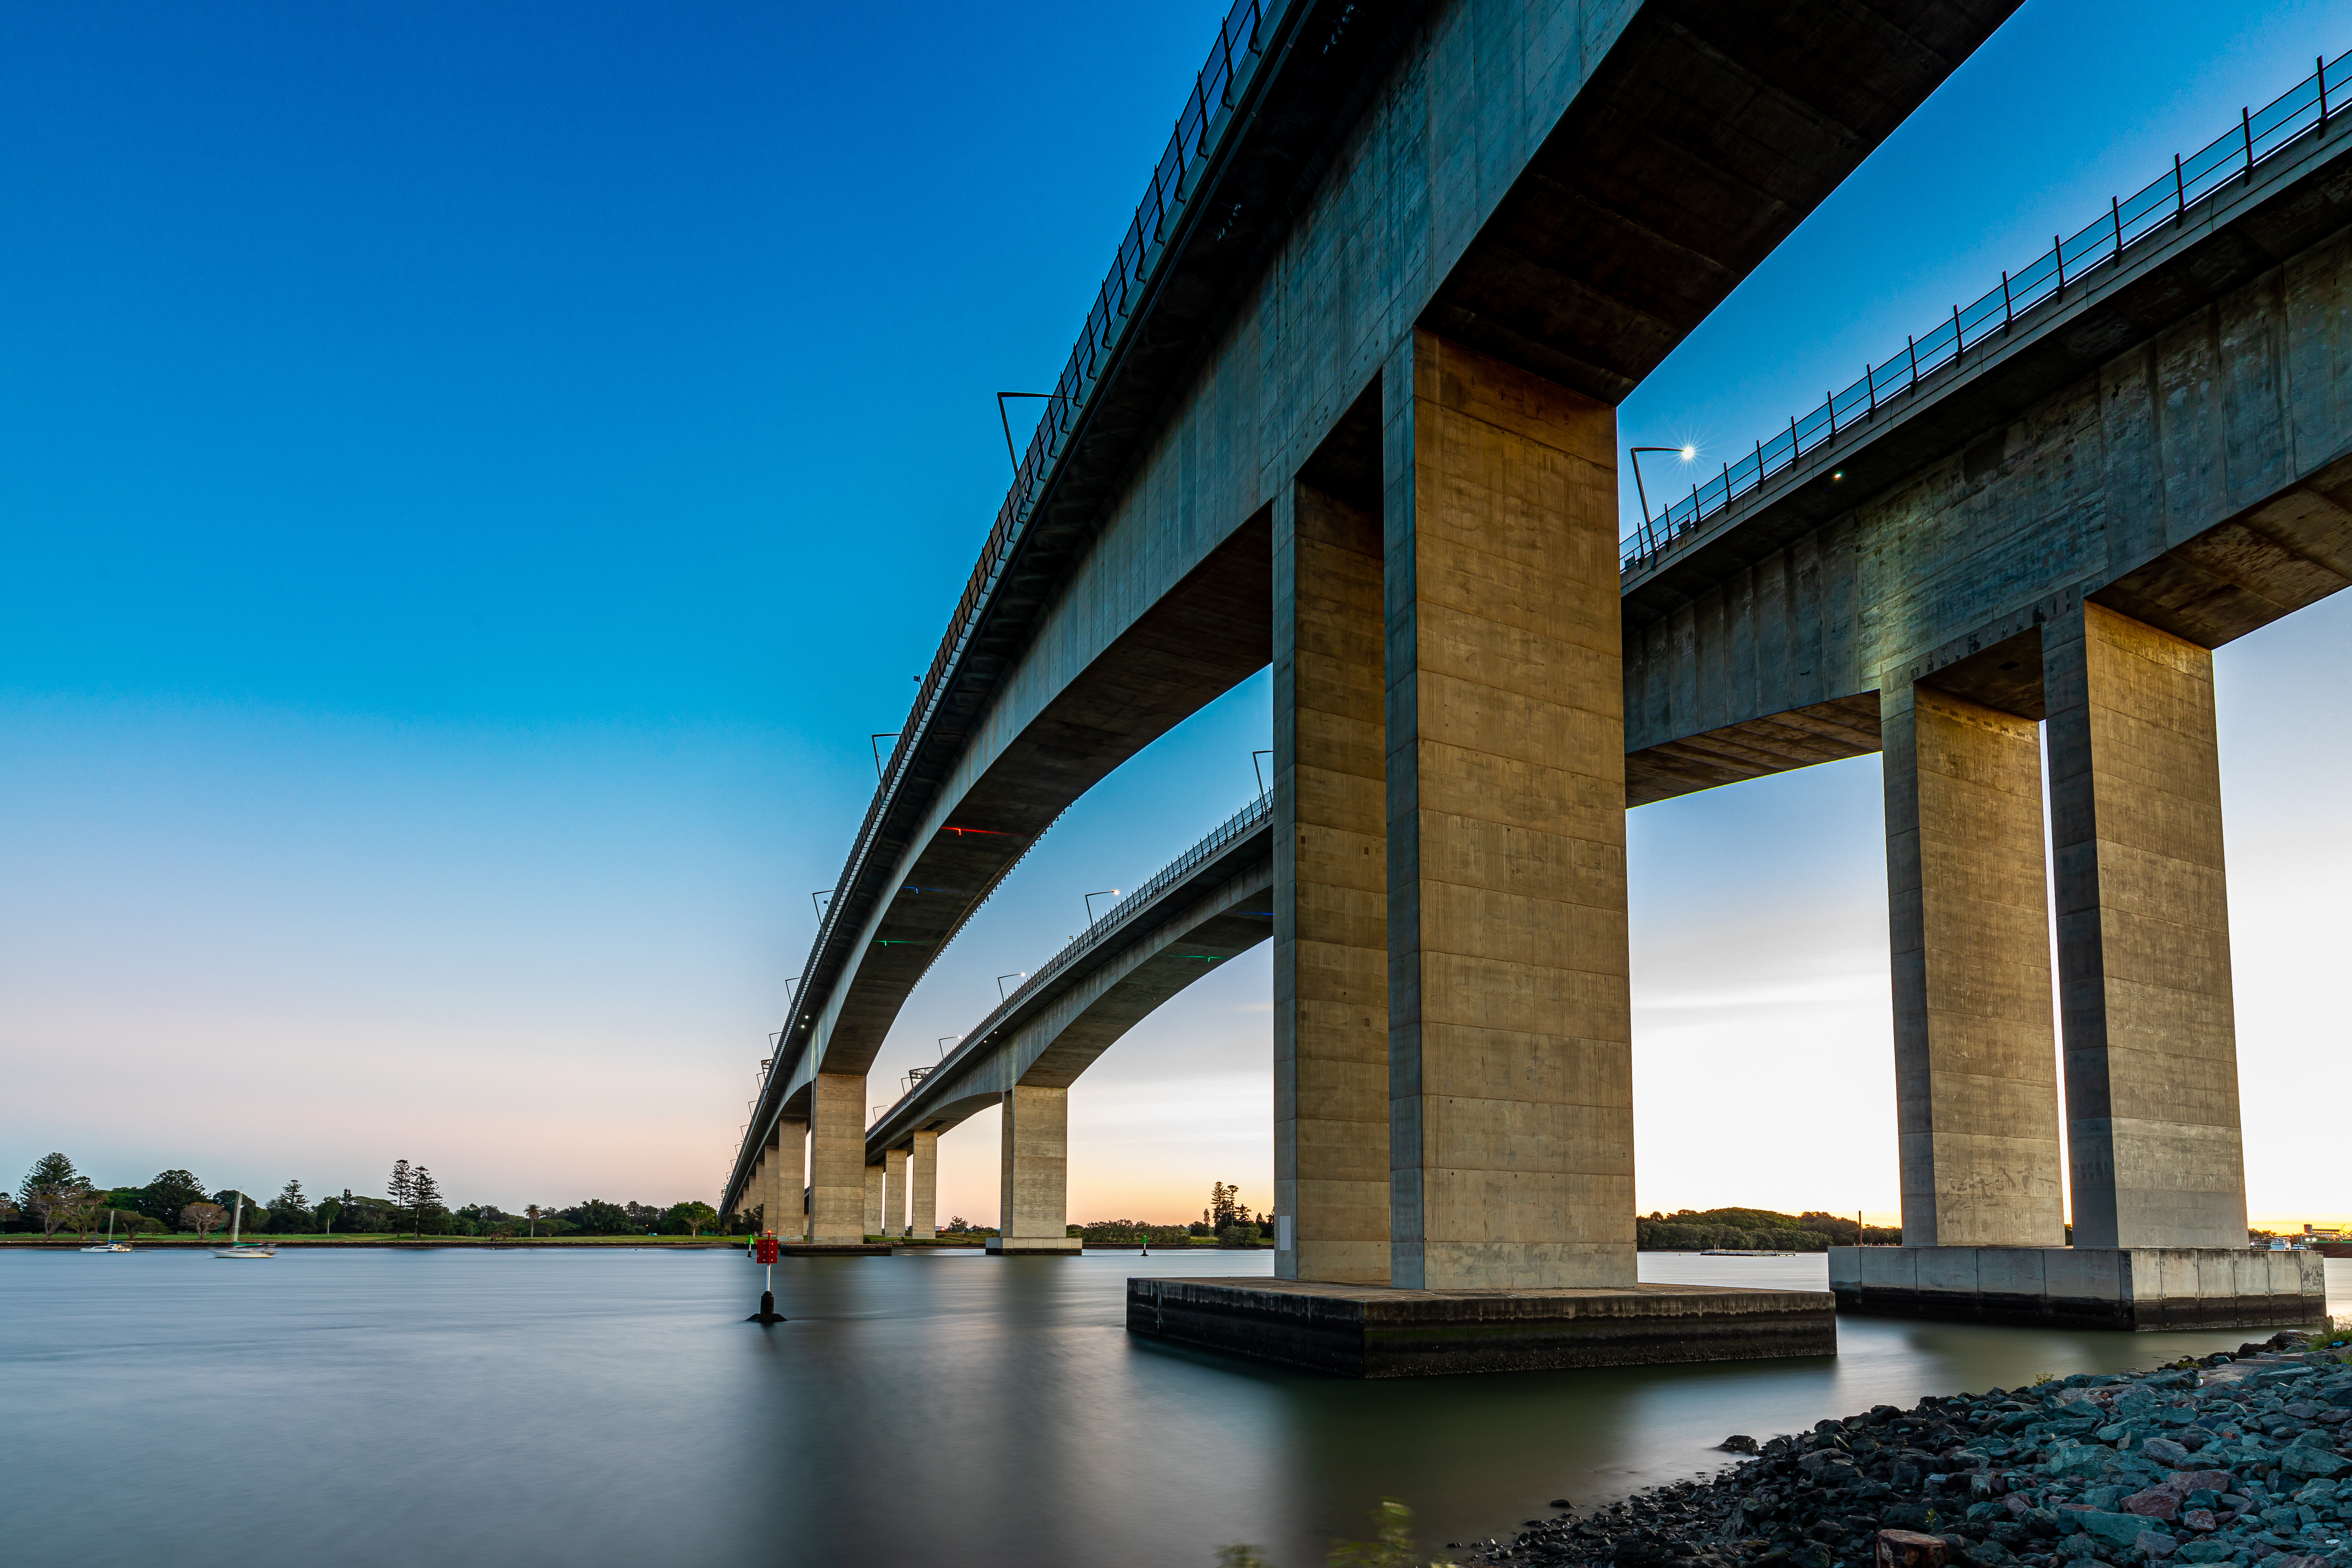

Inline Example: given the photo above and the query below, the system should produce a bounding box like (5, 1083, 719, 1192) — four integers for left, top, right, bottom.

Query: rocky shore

(1459, 1331, 2352, 1568)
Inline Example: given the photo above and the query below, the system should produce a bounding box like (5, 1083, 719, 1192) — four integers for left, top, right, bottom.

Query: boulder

(2179, 1510, 2217, 1533)
(2135, 1530, 2178, 1559)
(1875, 1530, 1949, 1568)
(2279, 1447, 2352, 1480)
(2077, 1511, 2163, 1549)
(2124, 1491, 2182, 1522)
(2050, 1446, 2118, 1479)
(2144, 1440, 2195, 1469)
(2174, 1542, 2235, 1563)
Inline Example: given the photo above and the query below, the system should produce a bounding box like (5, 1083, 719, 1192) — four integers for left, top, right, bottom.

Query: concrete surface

(1828, 1245, 2325, 1329)
(1274, 474, 1391, 1285)
(1127, 1276, 1835, 1377)
(1882, 677, 2066, 1248)
(1384, 329, 1633, 1291)
(2047, 602, 2249, 1250)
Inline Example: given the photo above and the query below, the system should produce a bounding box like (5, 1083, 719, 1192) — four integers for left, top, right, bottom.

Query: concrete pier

(809, 1073, 864, 1247)
(988, 1084, 1078, 1254)
(907, 1130, 937, 1240)
(883, 1146, 906, 1237)
(1272, 473, 1390, 1286)
(1880, 674, 2067, 1248)
(1829, 1246, 2324, 1330)
(1128, 1278, 1834, 1378)
(1382, 331, 1634, 1293)
(2046, 602, 2250, 1251)
(862, 1162, 883, 1238)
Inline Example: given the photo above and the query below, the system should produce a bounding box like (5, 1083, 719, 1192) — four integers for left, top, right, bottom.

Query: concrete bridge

(727, 0, 2342, 1366)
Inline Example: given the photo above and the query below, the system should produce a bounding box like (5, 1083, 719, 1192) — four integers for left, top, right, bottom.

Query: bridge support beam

(1382, 330, 1634, 1291)
(908, 1130, 937, 1240)
(1880, 676, 2067, 1247)
(863, 1162, 883, 1239)
(988, 1084, 1078, 1254)
(2046, 600, 2249, 1249)
(1274, 476, 1390, 1285)
(808, 1072, 867, 1246)
(884, 1145, 907, 1237)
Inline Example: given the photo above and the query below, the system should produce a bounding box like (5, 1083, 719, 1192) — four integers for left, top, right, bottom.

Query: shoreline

(1462, 1328, 2352, 1568)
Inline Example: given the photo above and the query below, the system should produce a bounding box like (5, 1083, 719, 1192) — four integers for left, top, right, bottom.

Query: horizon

(4, 1, 2346, 1229)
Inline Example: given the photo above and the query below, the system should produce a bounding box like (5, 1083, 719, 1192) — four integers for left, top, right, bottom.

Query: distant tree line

(1637, 1208, 1902, 1251)
(6, 1153, 726, 1241)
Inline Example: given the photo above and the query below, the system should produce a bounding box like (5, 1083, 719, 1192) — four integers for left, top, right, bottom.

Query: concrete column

(995, 1084, 1075, 1252)
(863, 1162, 883, 1238)
(1881, 676, 2067, 1247)
(908, 1130, 938, 1239)
(1382, 328, 1633, 1291)
(883, 1145, 908, 1237)
(748, 1151, 766, 1234)
(773, 1115, 807, 1238)
(808, 1071, 866, 1245)
(1273, 476, 1390, 1285)
(2044, 600, 2248, 1249)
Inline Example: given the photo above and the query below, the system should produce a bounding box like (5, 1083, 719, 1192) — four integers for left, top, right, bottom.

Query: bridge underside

(732, 0, 2027, 1220)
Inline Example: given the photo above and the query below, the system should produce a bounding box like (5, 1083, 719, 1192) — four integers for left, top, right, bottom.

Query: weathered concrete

(732, 0, 2024, 1218)
(989, 1084, 1079, 1255)
(1385, 329, 1633, 1291)
(907, 1130, 937, 1240)
(773, 1116, 806, 1239)
(2046, 601, 2249, 1250)
(862, 1161, 883, 1239)
(809, 1073, 865, 1246)
(883, 1145, 907, 1237)
(1829, 1245, 2325, 1330)
(1274, 474, 1390, 1285)
(1128, 1277, 1834, 1377)
(1622, 117, 2352, 791)
(1881, 675, 2065, 1248)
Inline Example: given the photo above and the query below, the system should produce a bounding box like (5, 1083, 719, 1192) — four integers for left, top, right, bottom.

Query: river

(3, 1247, 2341, 1568)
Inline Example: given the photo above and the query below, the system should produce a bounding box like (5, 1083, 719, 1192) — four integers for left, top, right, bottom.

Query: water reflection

(2, 1248, 2337, 1568)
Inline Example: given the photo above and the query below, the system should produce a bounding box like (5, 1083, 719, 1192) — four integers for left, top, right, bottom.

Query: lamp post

(1626, 445, 1695, 558)
(1084, 889, 1121, 925)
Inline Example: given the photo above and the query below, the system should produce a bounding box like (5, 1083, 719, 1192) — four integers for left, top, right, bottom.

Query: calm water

(4, 1248, 2342, 1568)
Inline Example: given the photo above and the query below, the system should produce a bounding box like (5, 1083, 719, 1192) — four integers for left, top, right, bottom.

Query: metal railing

(867, 792, 1273, 1130)
(773, 0, 1289, 1094)
(1620, 48, 2350, 573)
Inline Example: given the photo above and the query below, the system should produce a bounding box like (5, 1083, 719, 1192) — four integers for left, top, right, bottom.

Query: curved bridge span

(729, 1, 2350, 1332)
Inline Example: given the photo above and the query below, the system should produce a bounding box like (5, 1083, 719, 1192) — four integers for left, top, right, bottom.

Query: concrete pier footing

(1127, 1278, 1835, 1378)
(1828, 1246, 2326, 1330)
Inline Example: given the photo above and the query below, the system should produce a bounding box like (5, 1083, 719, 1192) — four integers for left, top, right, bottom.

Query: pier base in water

(1828, 1246, 2327, 1330)
(1126, 1278, 1834, 1378)
(746, 1290, 787, 1324)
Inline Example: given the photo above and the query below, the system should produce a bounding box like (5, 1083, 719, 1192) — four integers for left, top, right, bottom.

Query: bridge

(726, 0, 2341, 1366)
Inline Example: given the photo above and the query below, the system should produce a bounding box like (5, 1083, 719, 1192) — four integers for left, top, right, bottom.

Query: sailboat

(214, 1193, 276, 1259)
(79, 1210, 132, 1253)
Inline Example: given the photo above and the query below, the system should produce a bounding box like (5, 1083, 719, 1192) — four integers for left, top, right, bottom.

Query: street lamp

(1084, 889, 1121, 925)
(1626, 444, 1696, 557)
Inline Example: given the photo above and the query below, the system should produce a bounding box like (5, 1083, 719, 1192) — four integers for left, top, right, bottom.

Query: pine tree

(409, 1166, 443, 1239)
(387, 1160, 415, 1237)
(17, 1152, 79, 1210)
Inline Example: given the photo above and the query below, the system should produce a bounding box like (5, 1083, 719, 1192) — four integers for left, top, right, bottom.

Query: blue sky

(3, 2, 2344, 1226)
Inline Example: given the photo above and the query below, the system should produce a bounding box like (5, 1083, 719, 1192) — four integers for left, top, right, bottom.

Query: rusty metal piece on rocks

(1876, 1530, 1949, 1568)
